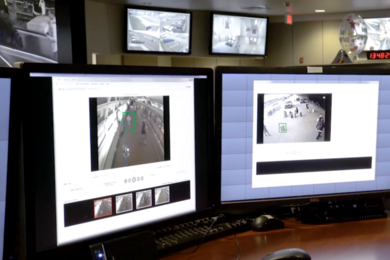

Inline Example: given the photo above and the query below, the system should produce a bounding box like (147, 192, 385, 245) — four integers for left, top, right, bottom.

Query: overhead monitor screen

(0, 78, 10, 259)
(219, 72, 389, 203)
(0, 0, 58, 67)
(29, 72, 209, 248)
(364, 18, 390, 51)
(126, 8, 191, 53)
(211, 14, 267, 56)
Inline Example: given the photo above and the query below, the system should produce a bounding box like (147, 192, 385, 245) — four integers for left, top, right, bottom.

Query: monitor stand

(90, 230, 159, 260)
(295, 197, 388, 224)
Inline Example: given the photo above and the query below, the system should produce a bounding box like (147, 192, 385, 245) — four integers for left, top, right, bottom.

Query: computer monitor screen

(211, 13, 268, 56)
(217, 67, 390, 204)
(22, 65, 212, 253)
(126, 7, 191, 54)
(364, 18, 390, 51)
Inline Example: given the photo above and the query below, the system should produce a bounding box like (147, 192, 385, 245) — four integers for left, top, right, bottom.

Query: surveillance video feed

(127, 8, 190, 53)
(94, 198, 112, 219)
(0, 0, 58, 67)
(364, 18, 390, 51)
(155, 186, 170, 205)
(116, 194, 133, 214)
(94, 96, 167, 171)
(263, 94, 330, 144)
(136, 190, 152, 209)
(212, 14, 267, 55)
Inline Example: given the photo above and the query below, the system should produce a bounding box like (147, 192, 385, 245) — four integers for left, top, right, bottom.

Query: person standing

(316, 115, 324, 140)
(126, 114, 132, 130)
(295, 107, 299, 117)
(122, 144, 130, 166)
(141, 119, 148, 145)
(264, 124, 271, 136)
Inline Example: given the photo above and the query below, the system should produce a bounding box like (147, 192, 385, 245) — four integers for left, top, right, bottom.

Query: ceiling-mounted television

(125, 6, 192, 55)
(364, 18, 390, 51)
(210, 12, 268, 56)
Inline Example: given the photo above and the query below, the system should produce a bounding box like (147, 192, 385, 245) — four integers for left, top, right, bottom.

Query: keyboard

(154, 217, 253, 256)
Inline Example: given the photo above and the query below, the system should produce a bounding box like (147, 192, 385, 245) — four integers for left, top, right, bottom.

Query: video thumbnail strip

(256, 157, 372, 175)
(64, 181, 190, 227)
(257, 94, 333, 144)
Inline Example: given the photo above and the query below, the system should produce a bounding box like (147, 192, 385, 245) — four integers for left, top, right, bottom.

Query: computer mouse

(261, 248, 311, 260)
(251, 215, 284, 232)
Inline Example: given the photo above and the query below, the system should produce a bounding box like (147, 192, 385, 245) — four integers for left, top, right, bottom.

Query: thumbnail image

(263, 94, 331, 144)
(364, 18, 390, 51)
(127, 9, 190, 53)
(136, 190, 152, 209)
(0, 0, 58, 67)
(116, 194, 133, 214)
(212, 14, 267, 55)
(155, 186, 170, 205)
(94, 197, 113, 219)
(93, 96, 168, 171)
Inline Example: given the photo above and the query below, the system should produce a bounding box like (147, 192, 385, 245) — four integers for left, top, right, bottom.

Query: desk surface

(164, 217, 390, 260)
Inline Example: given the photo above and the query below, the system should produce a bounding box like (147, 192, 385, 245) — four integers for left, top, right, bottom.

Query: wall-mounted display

(125, 6, 192, 54)
(0, 0, 58, 67)
(210, 13, 268, 56)
(364, 18, 390, 51)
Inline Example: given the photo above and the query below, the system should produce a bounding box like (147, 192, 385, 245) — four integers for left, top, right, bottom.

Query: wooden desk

(164, 218, 390, 260)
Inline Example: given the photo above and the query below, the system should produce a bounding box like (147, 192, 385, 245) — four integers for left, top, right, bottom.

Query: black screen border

(123, 5, 193, 56)
(1, 68, 24, 260)
(209, 11, 269, 57)
(21, 63, 213, 259)
(214, 65, 390, 215)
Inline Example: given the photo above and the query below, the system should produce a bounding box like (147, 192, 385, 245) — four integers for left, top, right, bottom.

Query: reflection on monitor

(0, 0, 58, 67)
(127, 8, 191, 53)
(218, 69, 390, 203)
(364, 18, 390, 51)
(211, 14, 267, 56)
(0, 78, 10, 260)
(24, 68, 212, 251)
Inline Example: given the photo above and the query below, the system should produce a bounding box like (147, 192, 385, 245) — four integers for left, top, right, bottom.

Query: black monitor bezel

(214, 66, 390, 215)
(123, 5, 193, 55)
(209, 11, 269, 57)
(1, 68, 23, 260)
(21, 63, 214, 259)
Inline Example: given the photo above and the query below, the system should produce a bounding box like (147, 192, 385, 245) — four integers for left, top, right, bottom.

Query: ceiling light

(315, 10, 325, 12)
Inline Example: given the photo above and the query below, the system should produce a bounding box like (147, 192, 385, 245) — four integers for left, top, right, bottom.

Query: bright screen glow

(38, 74, 197, 245)
(211, 14, 267, 55)
(220, 73, 390, 203)
(127, 8, 191, 53)
(0, 78, 11, 260)
(364, 18, 390, 51)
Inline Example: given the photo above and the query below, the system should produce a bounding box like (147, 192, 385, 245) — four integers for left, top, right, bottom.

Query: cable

(167, 214, 225, 256)
(234, 233, 241, 260)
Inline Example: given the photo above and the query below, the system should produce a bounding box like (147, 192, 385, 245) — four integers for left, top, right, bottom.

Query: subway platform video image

(262, 94, 331, 144)
(116, 194, 133, 214)
(94, 198, 112, 219)
(127, 9, 190, 53)
(136, 190, 152, 209)
(92, 96, 168, 171)
(212, 14, 267, 55)
(155, 186, 170, 205)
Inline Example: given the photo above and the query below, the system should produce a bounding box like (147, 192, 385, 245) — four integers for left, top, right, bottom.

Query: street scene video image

(262, 94, 330, 144)
(0, 0, 58, 67)
(155, 186, 170, 205)
(136, 190, 152, 209)
(94, 96, 168, 171)
(127, 9, 190, 53)
(116, 193, 133, 214)
(94, 198, 112, 219)
(212, 15, 267, 55)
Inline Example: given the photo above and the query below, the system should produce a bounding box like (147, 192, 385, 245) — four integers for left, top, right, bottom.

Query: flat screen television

(21, 63, 213, 259)
(0, 0, 86, 67)
(125, 6, 192, 54)
(364, 17, 390, 51)
(210, 12, 268, 56)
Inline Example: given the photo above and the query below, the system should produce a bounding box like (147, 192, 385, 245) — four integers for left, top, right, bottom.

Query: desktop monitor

(210, 12, 268, 56)
(21, 64, 213, 259)
(125, 6, 192, 54)
(215, 66, 390, 212)
(0, 68, 22, 260)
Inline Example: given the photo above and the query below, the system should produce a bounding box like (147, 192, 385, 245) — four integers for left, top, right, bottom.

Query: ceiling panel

(90, 0, 390, 16)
